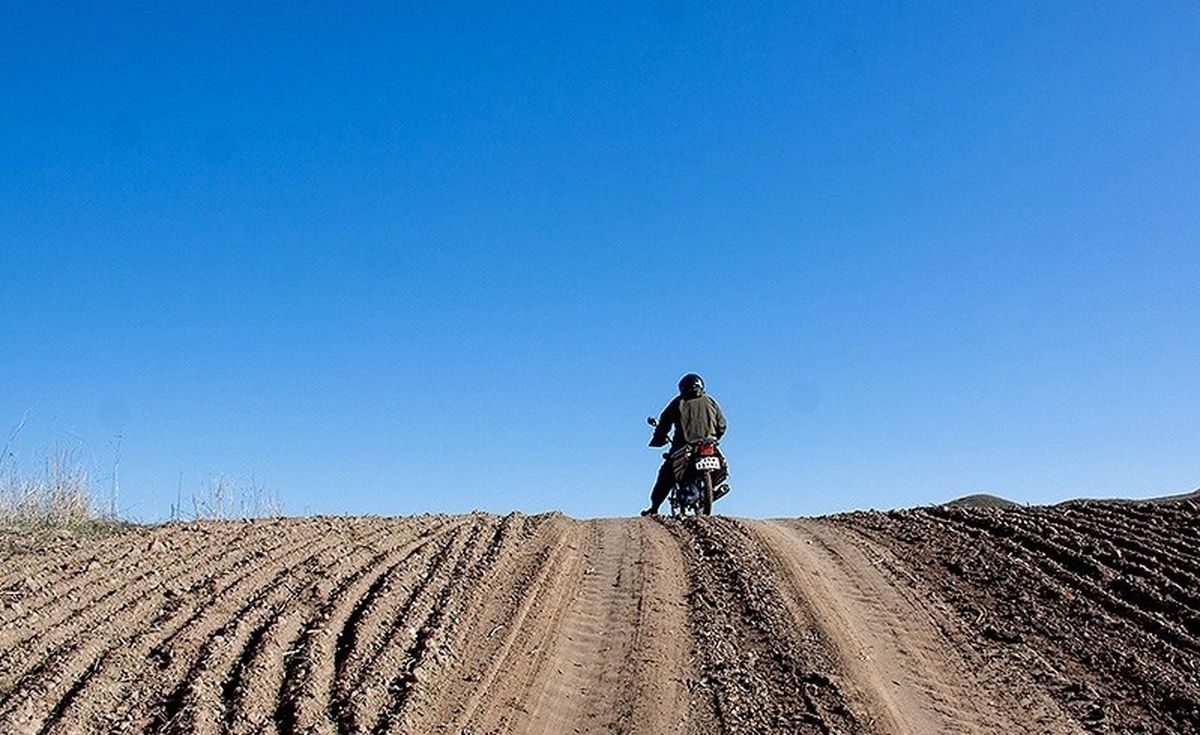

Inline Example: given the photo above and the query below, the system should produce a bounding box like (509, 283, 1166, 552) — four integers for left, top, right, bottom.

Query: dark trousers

(649, 459, 675, 512)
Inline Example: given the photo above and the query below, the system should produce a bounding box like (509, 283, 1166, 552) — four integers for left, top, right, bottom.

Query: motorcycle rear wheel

(702, 472, 714, 516)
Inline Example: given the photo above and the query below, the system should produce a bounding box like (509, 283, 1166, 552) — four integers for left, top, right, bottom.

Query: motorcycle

(647, 417, 730, 517)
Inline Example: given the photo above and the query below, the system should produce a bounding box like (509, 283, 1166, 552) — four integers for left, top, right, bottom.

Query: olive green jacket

(650, 395, 727, 449)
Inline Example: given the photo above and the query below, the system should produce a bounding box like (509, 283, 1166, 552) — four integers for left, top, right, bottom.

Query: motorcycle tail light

(698, 444, 716, 456)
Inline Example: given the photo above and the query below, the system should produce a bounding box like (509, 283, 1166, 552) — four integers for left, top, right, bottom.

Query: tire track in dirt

(750, 519, 1080, 734)
(507, 518, 693, 735)
(337, 512, 574, 733)
(460, 521, 584, 733)
(376, 513, 558, 734)
(666, 517, 861, 734)
(384, 516, 696, 735)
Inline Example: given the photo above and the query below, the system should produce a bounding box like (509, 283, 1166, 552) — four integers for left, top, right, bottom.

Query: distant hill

(1058, 488, 1200, 507)
(1140, 488, 1200, 504)
(943, 493, 1020, 509)
(940, 488, 1199, 510)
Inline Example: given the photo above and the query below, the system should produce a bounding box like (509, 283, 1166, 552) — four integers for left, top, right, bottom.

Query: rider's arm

(649, 398, 680, 447)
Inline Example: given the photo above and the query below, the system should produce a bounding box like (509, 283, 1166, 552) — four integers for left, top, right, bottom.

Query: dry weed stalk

(185, 475, 283, 521)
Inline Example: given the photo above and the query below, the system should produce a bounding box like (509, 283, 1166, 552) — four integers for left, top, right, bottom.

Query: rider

(640, 373, 727, 516)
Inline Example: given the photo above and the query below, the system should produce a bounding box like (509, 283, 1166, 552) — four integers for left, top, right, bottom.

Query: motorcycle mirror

(646, 417, 658, 427)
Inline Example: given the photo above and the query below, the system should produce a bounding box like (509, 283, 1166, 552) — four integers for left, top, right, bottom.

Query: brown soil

(0, 499, 1196, 734)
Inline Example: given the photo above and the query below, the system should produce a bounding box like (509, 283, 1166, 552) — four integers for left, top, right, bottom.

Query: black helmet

(678, 373, 705, 398)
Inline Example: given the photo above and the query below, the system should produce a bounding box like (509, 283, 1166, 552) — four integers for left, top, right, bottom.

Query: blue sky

(2, 2, 1197, 519)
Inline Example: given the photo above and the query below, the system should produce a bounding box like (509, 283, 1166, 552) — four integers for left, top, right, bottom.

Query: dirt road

(1, 499, 1196, 733)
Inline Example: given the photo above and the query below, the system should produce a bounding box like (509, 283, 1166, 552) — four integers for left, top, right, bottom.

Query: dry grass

(1, 417, 284, 557)
(179, 475, 284, 521)
(0, 446, 128, 554)
(1, 448, 101, 528)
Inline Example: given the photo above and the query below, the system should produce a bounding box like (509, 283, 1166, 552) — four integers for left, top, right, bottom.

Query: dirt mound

(0, 502, 1196, 733)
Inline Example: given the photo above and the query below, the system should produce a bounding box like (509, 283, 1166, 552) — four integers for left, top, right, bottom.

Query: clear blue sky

(2, 2, 1197, 520)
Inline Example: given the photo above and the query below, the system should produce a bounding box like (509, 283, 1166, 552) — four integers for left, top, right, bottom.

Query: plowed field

(1, 498, 1197, 734)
